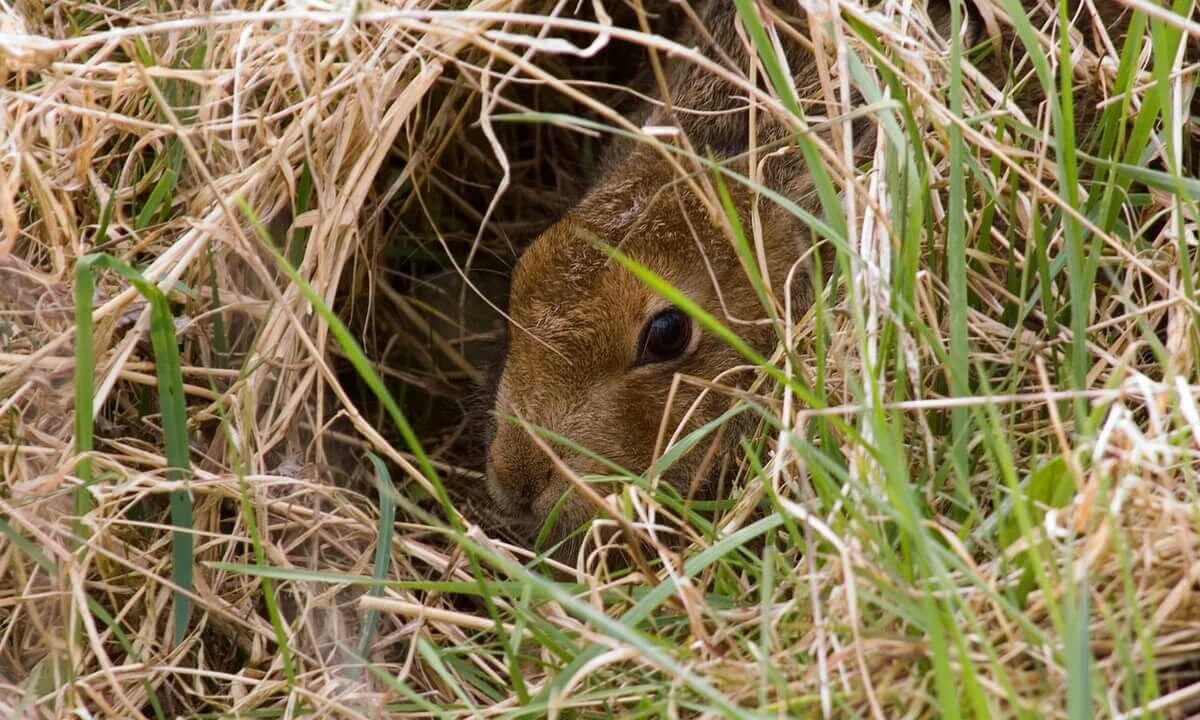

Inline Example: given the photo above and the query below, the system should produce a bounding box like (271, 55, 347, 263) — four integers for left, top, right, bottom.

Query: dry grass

(1, 0, 1199, 717)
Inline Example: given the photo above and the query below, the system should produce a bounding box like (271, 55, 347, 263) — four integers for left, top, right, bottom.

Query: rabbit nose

(486, 425, 556, 512)
(486, 463, 556, 514)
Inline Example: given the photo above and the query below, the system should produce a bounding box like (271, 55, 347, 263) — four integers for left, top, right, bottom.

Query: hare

(481, 0, 1150, 552)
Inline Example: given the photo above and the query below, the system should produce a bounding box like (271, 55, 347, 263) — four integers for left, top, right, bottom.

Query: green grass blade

(72, 260, 97, 543)
(358, 453, 397, 658)
(732, 0, 848, 242)
(711, 160, 780, 324)
(1066, 578, 1093, 720)
(75, 253, 194, 645)
(0, 518, 56, 572)
(416, 635, 479, 715)
(946, 0, 973, 515)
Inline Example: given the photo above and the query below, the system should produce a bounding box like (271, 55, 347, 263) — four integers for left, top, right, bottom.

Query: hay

(1, 0, 1199, 717)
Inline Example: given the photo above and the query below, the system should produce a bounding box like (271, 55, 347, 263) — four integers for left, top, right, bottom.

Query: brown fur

(483, 0, 1165, 553)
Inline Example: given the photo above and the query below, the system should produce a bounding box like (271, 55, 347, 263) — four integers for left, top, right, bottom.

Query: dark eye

(635, 308, 692, 365)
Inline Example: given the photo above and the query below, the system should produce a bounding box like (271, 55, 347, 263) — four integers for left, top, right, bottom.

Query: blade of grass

(75, 253, 194, 645)
(1148, 2, 1199, 310)
(72, 261, 97, 544)
(1066, 576, 1093, 720)
(358, 453, 397, 659)
(710, 158, 780, 326)
(732, 0, 848, 242)
(946, 0, 975, 521)
(416, 635, 479, 716)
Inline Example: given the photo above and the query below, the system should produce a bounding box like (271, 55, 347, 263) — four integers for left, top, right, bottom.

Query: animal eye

(636, 308, 692, 365)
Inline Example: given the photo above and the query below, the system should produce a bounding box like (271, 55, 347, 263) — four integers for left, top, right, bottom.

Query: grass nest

(2, 0, 1199, 717)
